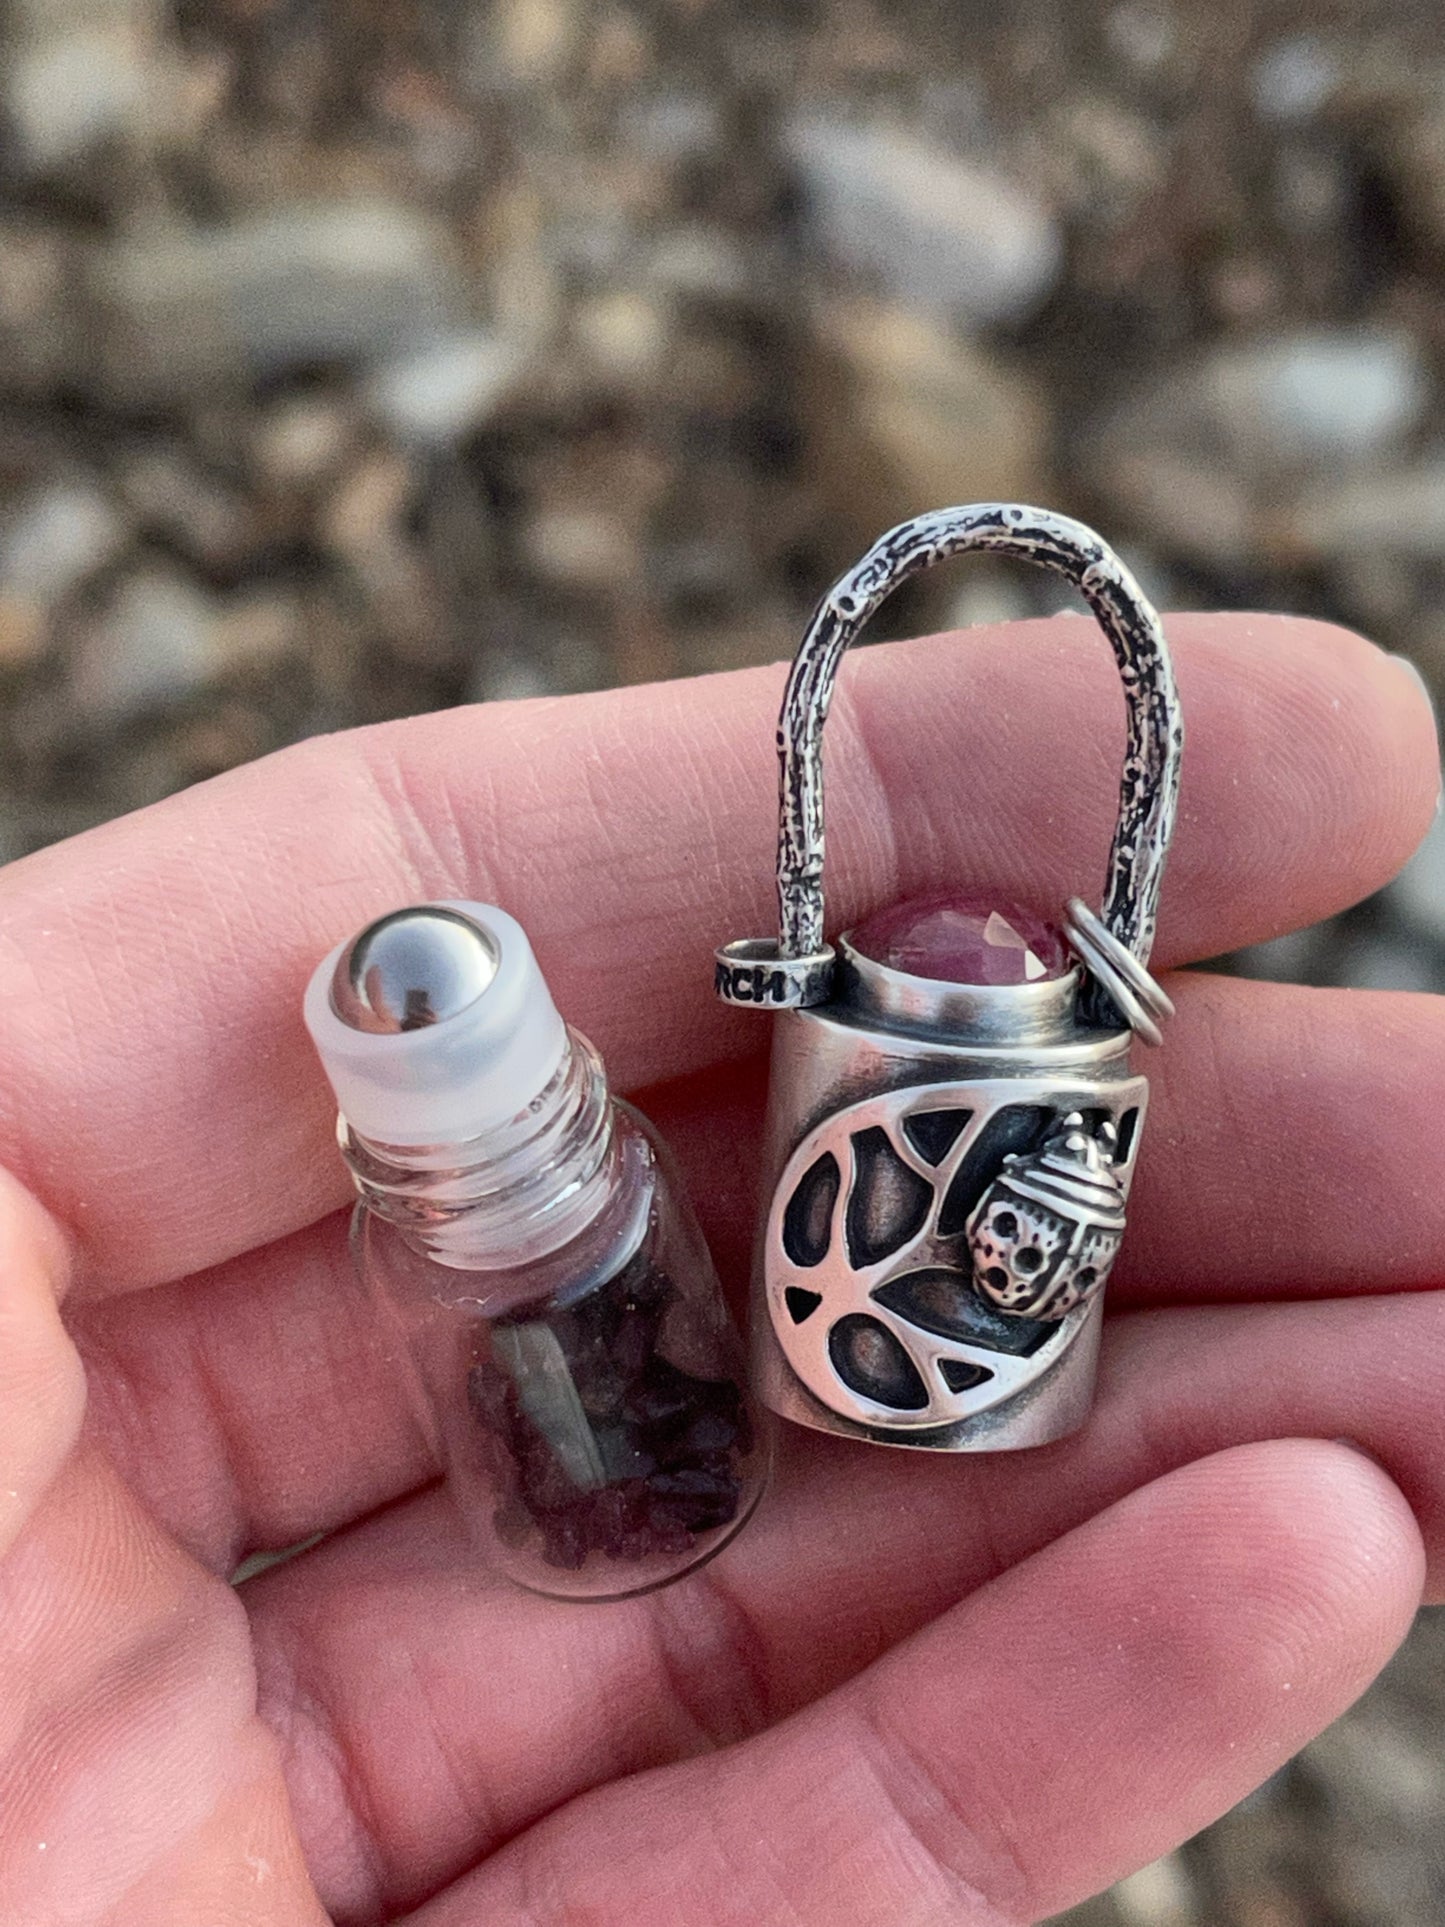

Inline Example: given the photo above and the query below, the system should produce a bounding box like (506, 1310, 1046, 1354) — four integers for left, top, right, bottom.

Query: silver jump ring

(1062, 897, 1175, 1047)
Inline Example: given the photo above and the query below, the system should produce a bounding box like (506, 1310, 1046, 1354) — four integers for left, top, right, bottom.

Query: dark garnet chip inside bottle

(468, 1234, 755, 1575)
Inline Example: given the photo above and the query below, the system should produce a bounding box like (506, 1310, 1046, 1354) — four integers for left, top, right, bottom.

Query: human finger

(0, 1170, 326, 1922)
(398, 1442, 1422, 1927)
(0, 1166, 82, 1561)
(240, 1291, 1445, 1919)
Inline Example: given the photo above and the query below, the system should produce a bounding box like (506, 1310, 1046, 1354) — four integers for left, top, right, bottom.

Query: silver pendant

(715, 504, 1183, 1451)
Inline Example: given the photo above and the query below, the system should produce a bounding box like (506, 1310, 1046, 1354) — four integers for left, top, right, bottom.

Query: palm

(0, 612, 1440, 1925)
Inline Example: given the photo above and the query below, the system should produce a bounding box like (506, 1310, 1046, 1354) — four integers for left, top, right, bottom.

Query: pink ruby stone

(848, 892, 1070, 987)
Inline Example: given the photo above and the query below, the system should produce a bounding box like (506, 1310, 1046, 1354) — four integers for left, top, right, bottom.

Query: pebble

(91, 204, 464, 401)
(0, 481, 125, 606)
(1229, 926, 1334, 986)
(785, 116, 1062, 325)
(4, 16, 153, 170)
(575, 289, 669, 380)
(69, 568, 223, 723)
(1251, 35, 1339, 123)
(0, 224, 71, 391)
(1111, 1853, 1199, 1927)
(252, 396, 356, 495)
(1287, 455, 1445, 563)
(119, 452, 255, 573)
(1334, 931, 1443, 994)
(477, 0, 580, 86)
(943, 571, 1035, 634)
(821, 301, 1047, 520)
(211, 594, 303, 676)
(522, 507, 634, 592)
(365, 331, 525, 449)
(1090, 327, 1429, 567)
(1, 477, 125, 667)
(1224, 328, 1428, 464)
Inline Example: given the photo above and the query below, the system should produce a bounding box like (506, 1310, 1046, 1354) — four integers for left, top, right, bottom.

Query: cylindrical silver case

(752, 944, 1146, 1451)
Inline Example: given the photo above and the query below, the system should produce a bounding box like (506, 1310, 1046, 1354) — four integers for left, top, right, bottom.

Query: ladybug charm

(966, 1112, 1127, 1321)
(715, 503, 1183, 1451)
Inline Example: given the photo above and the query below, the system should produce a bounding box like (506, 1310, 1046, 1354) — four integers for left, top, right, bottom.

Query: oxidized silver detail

(715, 937, 836, 1009)
(765, 1074, 1145, 1433)
(717, 503, 1184, 1026)
(966, 1112, 1127, 1320)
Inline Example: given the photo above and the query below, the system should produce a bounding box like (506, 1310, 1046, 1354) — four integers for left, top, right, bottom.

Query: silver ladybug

(966, 1112, 1127, 1320)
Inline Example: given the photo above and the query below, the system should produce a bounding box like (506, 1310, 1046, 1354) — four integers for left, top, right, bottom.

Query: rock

(943, 570, 1034, 633)
(4, 7, 156, 171)
(1230, 926, 1336, 987)
(1287, 454, 1445, 563)
(322, 450, 416, 562)
(1251, 35, 1339, 123)
(365, 331, 525, 448)
(0, 481, 125, 606)
(119, 452, 255, 572)
(252, 396, 356, 494)
(574, 290, 670, 381)
(0, 478, 125, 667)
(1228, 329, 1427, 463)
(818, 301, 1048, 525)
(644, 227, 748, 300)
(473, 0, 580, 85)
(1102, 5, 1177, 72)
(1111, 1852, 1200, 1927)
(321, 451, 442, 656)
(1088, 327, 1429, 568)
(210, 594, 303, 676)
(1381, 97, 1445, 252)
(785, 116, 1061, 325)
(0, 223, 75, 390)
(625, 92, 722, 161)
(70, 568, 223, 723)
(91, 203, 464, 402)
(522, 507, 635, 591)
(1335, 930, 1442, 994)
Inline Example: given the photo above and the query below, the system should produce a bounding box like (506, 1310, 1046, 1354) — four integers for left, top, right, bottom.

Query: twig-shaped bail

(714, 503, 1184, 1038)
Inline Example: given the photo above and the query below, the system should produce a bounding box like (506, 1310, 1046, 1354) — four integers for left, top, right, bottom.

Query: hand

(0, 613, 1438, 1926)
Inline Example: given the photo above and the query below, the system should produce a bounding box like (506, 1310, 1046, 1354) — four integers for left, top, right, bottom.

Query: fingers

(402, 1443, 1422, 1927)
(240, 1288, 1445, 1919)
(76, 1209, 436, 1573)
(1119, 972, 1445, 1302)
(0, 1167, 82, 1561)
(0, 615, 1432, 1293)
(0, 1443, 330, 1926)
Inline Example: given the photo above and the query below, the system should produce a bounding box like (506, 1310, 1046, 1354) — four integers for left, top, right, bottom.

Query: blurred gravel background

(1, 1, 1443, 1920)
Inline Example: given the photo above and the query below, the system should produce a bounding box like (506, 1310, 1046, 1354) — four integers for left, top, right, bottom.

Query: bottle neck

(340, 1026, 619, 1269)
